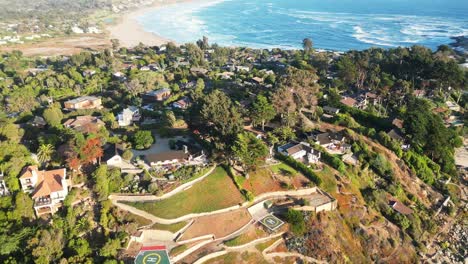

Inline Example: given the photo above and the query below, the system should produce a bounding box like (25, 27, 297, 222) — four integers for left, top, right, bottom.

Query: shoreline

(106, 0, 194, 48)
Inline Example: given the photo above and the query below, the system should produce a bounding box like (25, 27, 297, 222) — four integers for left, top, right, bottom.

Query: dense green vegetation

(0, 36, 465, 263)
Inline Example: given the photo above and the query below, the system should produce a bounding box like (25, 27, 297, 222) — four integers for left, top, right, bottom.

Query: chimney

(183, 145, 188, 154)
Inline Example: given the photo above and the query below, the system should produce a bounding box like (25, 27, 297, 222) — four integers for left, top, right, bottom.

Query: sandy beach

(107, 0, 193, 48)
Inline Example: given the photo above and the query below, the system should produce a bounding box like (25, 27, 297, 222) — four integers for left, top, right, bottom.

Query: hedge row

(276, 153, 322, 186)
(338, 103, 392, 131)
(319, 150, 347, 174)
(223, 164, 255, 202)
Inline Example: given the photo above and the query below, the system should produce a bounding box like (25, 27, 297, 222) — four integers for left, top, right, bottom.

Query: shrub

(275, 154, 322, 185)
(286, 209, 306, 235)
(319, 150, 346, 174)
(122, 149, 133, 160)
(132, 130, 154, 150)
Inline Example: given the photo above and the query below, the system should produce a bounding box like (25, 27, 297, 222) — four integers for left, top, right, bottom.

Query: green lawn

(169, 244, 187, 256)
(224, 228, 267, 247)
(123, 167, 244, 219)
(151, 222, 187, 233)
(315, 166, 338, 193)
(255, 237, 279, 252)
(269, 163, 299, 176)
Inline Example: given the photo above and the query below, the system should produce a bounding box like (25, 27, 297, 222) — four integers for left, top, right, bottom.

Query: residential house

(64, 96, 102, 110)
(28, 116, 47, 128)
(363, 92, 381, 106)
(387, 129, 404, 142)
(278, 141, 321, 164)
(309, 130, 349, 154)
(172, 97, 190, 110)
(391, 118, 404, 129)
(340, 97, 358, 108)
(216, 71, 234, 80)
(19, 165, 68, 216)
(342, 153, 359, 166)
(63, 116, 105, 134)
(145, 148, 206, 170)
(252, 77, 264, 84)
(181, 80, 197, 90)
(268, 54, 282, 62)
(235, 65, 250, 72)
(446, 101, 461, 112)
(112, 72, 127, 81)
(145, 151, 190, 169)
(322, 106, 340, 115)
(104, 146, 142, 174)
(0, 174, 10, 196)
(143, 89, 171, 102)
(118, 106, 141, 127)
(389, 200, 413, 215)
(83, 69, 96, 77)
(387, 129, 410, 150)
(413, 89, 426, 98)
(190, 67, 208, 76)
(148, 64, 160, 71)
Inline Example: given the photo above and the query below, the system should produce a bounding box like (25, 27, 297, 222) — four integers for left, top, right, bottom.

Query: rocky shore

(449, 36, 468, 55)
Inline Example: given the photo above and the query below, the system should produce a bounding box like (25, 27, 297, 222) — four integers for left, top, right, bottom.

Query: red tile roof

(19, 165, 39, 179)
(340, 97, 357, 107)
(390, 200, 413, 215)
(20, 166, 66, 198)
(32, 168, 66, 198)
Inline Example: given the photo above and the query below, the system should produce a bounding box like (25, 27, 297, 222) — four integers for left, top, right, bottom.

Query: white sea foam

(137, 0, 468, 50)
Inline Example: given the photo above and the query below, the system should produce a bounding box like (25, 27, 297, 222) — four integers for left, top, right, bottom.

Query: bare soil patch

(0, 34, 110, 56)
(182, 209, 251, 240)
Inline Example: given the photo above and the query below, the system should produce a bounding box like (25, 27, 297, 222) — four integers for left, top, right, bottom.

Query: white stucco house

(19, 165, 68, 216)
(117, 106, 141, 127)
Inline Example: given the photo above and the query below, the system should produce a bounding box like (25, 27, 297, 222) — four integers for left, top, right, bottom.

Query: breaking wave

(137, 0, 468, 51)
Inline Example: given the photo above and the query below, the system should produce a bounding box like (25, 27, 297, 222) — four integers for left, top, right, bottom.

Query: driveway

(132, 134, 185, 157)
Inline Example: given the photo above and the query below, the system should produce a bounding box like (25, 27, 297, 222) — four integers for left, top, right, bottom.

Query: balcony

(34, 196, 52, 207)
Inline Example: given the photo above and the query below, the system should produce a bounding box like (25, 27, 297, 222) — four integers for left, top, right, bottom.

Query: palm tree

(37, 144, 54, 167)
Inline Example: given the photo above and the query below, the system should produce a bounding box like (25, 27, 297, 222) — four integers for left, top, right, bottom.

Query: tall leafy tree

(93, 165, 109, 201)
(232, 132, 268, 172)
(199, 90, 243, 150)
(302, 38, 313, 56)
(42, 107, 63, 127)
(251, 95, 276, 131)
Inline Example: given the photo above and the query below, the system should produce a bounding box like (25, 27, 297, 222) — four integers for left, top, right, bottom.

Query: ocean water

(137, 0, 468, 51)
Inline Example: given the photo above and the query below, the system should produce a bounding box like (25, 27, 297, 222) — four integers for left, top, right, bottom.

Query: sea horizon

(136, 0, 468, 51)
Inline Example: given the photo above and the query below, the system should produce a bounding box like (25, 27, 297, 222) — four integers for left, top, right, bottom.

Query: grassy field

(315, 166, 338, 193)
(224, 225, 267, 247)
(205, 251, 269, 264)
(269, 163, 299, 175)
(123, 167, 244, 219)
(151, 222, 187, 233)
(169, 244, 187, 256)
(242, 168, 282, 196)
(255, 237, 279, 252)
